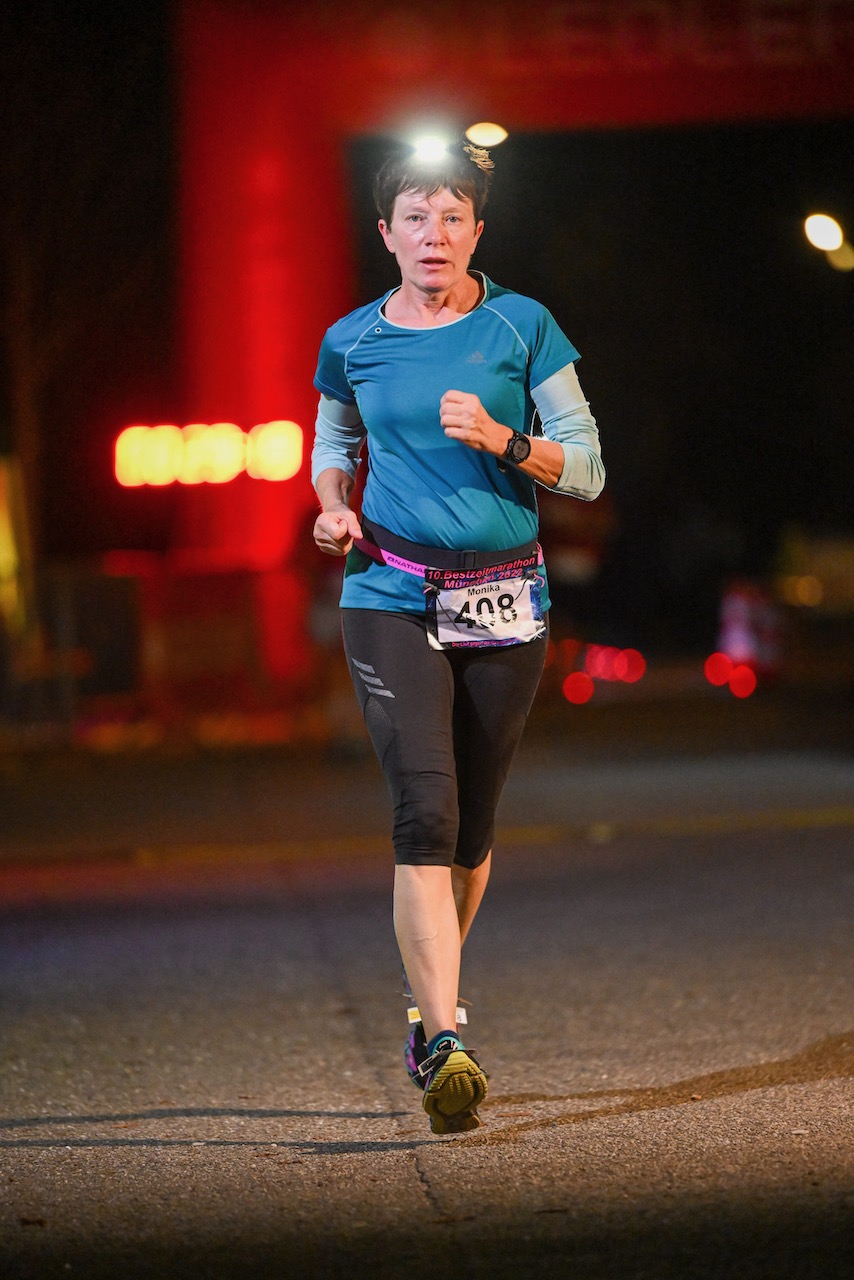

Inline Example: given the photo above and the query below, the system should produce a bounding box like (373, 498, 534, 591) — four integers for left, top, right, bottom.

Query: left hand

(440, 390, 506, 455)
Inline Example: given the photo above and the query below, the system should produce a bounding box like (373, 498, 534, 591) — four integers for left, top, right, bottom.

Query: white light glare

(412, 136, 450, 164)
(466, 122, 509, 147)
(804, 213, 844, 251)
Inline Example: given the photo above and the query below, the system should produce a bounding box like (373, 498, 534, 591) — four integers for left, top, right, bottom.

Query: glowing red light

(704, 652, 734, 686)
(585, 644, 620, 679)
(728, 664, 757, 698)
(611, 650, 628, 680)
(602, 646, 622, 679)
(562, 671, 595, 704)
(616, 648, 646, 682)
(583, 644, 645, 683)
(583, 644, 601, 677)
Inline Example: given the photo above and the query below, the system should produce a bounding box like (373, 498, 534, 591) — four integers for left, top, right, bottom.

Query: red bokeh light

(704, 651, 757, 697)
(728, 664, 758, 698)
(614, 647, 646, 682)
(583, 644, 647, 683)
(704, 652, 734, 686)
(562, 671, 595, 704)
(585, 644, 619, 680)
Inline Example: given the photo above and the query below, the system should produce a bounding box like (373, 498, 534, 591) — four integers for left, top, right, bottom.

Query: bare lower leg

(452, 850, 492, 945)
(395, 853, 493, 1044)
(394, 864, 461, 1043)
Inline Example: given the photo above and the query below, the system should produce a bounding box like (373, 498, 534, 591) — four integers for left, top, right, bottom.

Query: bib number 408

(454, 592, 518, 630)
(427, 568, 544, 649)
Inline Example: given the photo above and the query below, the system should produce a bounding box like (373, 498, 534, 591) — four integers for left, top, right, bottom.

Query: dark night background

(3, 1, 853, 655)
(0, 0, 180, 560)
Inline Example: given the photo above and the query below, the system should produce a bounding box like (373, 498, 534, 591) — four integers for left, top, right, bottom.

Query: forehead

(393, 186, 474, 215)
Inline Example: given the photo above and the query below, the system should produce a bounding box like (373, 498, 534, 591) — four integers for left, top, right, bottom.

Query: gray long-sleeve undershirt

(311, 360, 605, 501)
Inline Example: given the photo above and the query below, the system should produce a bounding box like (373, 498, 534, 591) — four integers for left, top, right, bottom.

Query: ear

(473, 219, 485, 249)
(378, 219, 396, 254)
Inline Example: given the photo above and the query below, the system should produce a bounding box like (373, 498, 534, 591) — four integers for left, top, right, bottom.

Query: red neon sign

(115, 420, 304, 486)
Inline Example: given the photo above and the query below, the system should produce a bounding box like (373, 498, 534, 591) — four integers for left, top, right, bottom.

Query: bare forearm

(313, 468, 363, 555)
(439, 390, 565, 487)
(315, 467, 355, 514)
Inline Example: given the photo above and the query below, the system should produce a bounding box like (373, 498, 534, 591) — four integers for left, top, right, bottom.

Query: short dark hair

(373, 140, 494, 225)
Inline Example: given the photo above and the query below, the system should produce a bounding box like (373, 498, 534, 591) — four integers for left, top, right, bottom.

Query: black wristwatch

(503, 431, 531, 466)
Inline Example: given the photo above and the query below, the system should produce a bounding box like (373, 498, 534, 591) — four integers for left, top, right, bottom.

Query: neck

(387, 272, 482, 326)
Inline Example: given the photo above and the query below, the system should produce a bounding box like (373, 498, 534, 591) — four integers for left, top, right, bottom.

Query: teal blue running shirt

(312, 274, 581, 614)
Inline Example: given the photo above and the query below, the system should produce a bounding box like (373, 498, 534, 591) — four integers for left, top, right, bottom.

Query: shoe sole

(422, 1050, 488, 1135)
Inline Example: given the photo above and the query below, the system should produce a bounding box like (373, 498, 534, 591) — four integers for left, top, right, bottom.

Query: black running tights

(341, 608, 548, 869)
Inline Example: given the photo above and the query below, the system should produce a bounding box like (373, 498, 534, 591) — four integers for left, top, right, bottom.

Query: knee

(393, 770, 458, 867)
(453, 839, 492, 871)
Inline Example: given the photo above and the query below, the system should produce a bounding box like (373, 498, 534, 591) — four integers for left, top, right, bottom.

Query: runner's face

(378, 188, 483, 294)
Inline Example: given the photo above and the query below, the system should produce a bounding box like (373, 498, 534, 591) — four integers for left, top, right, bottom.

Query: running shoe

(419, 1034, 488, 1135)
(401, 965, 469, 1090)
(404, 1020, 429, 1090)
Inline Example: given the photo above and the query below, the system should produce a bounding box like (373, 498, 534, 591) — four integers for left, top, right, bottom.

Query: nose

(423, 215, 447, 243)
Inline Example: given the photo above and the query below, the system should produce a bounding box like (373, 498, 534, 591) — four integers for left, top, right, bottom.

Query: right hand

(313, 508, 363, 556)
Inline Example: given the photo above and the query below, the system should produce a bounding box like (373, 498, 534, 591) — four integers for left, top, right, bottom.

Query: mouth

(420, 257, 449, 266)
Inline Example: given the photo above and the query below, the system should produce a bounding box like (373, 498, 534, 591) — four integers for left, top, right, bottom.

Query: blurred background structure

(1, 0, 852, 745)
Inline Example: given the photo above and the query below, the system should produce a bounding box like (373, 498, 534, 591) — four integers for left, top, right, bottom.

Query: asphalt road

(0, 691, 852, 1278)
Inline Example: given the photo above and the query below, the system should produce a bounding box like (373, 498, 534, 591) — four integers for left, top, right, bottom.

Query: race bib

(424, 553, 546, 650)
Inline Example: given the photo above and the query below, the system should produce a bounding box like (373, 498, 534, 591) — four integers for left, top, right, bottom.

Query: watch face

(508, 433, 531, 463)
